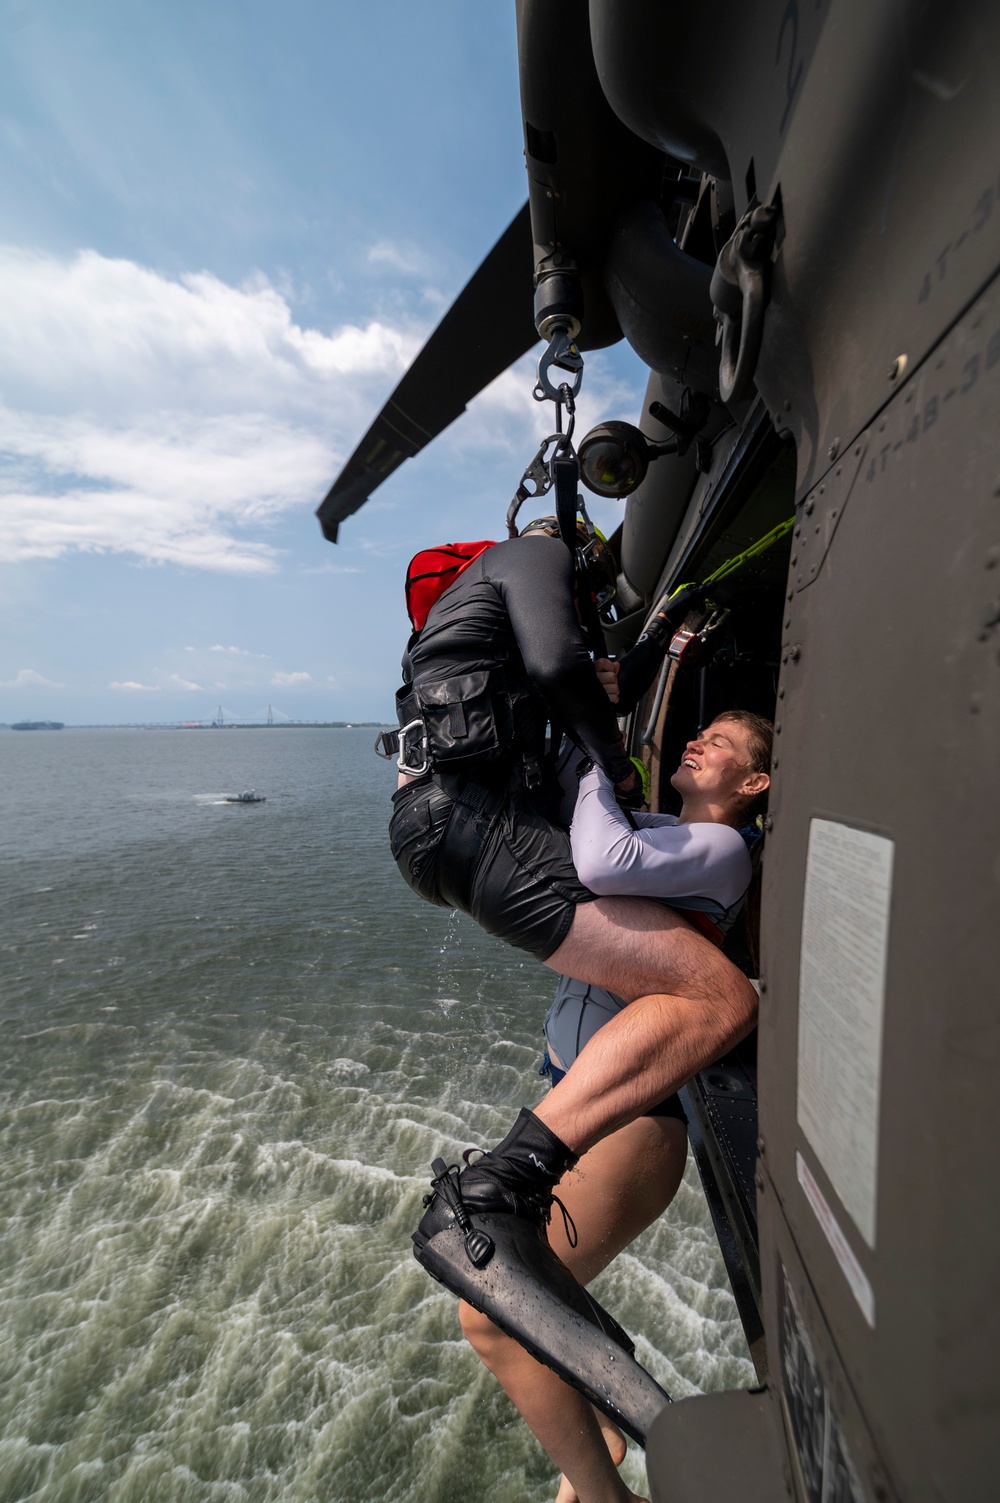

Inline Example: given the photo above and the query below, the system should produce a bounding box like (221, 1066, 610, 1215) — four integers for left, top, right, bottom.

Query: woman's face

(670, 719, 767, 815)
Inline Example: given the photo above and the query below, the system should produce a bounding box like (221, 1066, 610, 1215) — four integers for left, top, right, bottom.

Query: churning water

(0, 728, 753, 1502)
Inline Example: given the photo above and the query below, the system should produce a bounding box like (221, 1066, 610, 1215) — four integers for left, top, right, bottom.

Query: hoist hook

(534, 328, 584, 405)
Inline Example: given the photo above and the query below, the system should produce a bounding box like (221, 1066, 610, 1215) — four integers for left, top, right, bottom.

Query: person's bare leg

(534, 897, 757, 1153)
(550, 1406, 628, 1503)
(553, 1411, 629, 1503)
(460, 1114, 687, 1503)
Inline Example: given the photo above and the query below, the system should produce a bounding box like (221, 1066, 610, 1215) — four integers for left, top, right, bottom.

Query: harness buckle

(521, 753, 544, 791)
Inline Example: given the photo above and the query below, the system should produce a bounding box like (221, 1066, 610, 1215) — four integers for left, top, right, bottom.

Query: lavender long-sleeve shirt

(544, 768, 754, 1072)
(569, 766, 751, 930)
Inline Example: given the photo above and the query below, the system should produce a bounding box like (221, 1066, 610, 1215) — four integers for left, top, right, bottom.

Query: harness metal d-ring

(373, 729, 399, 760)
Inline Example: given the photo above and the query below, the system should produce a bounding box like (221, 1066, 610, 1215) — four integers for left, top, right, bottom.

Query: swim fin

(413, 1162, 670, 1446)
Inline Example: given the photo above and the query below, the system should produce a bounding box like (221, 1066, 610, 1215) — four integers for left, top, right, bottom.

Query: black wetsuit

(389, 535, 671, 960)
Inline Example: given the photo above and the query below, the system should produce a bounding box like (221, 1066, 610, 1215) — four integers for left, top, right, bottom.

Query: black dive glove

(576, 752, 641, 808)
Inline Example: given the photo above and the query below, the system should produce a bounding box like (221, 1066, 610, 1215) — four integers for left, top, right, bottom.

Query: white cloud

(0, 247, 417, 408)
(109, 680, 159, 691)
(1, 666, 65, 688)
(271, 670, 311, 686)
(0, 246, 422, 572)
(169, 673, 202, 690)
(456, 349, 643, 463)
(0, 244, 647, 579)
(208, 644, 250, 654)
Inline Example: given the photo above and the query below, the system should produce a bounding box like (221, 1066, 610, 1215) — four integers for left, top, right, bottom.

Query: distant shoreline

(1, 721, 393, 731)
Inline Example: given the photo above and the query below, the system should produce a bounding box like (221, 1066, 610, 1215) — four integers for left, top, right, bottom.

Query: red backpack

(405, 540, 497, 631)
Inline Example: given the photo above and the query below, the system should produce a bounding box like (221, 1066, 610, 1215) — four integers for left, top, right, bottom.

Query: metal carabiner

(534, 329, 584, 405)
(522, 434, 563, 496)
(697, 607, 731, 641)
(506, 433, 565, 535)
(508, 322, 584, 538)
(396, 718, 430, 777)
(553, 382, 576, 449)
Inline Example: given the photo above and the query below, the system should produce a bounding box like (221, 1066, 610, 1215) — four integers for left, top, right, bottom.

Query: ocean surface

(0, 727, 753, 1503)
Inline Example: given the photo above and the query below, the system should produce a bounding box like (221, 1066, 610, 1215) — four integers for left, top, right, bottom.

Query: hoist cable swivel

(533, 263, 585, 403)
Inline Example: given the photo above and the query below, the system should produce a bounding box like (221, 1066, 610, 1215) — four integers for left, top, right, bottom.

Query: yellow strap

(629, 756, 652, 803)
(703, 516, 795, 586)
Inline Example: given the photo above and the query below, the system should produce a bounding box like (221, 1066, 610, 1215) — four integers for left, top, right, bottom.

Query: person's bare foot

(554, 1481, 648, 1503)
(553, 1414, 631, 1503)
(554, 1472, 576, 1503)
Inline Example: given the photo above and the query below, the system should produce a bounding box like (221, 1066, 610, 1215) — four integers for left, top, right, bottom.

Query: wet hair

(708, 709, 773, 823)
(520, 516, 618, 594)
(707, 709, 774, 976)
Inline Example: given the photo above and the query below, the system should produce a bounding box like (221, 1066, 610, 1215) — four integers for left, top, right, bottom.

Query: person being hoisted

(385, 324, 761, 1444)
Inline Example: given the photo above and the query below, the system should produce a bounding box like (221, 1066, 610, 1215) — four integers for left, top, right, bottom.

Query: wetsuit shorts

(543, 975, 687, 1123)
(389, 772, 597, 962)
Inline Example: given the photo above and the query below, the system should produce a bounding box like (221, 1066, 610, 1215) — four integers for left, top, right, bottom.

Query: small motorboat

(224, 790, 266, 804)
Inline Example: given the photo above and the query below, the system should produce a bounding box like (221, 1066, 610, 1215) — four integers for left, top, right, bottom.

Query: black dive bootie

(412, 1108, 670, 1446)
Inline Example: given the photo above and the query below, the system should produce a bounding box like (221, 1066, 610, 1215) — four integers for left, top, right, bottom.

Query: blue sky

(0, 1, 646, 724)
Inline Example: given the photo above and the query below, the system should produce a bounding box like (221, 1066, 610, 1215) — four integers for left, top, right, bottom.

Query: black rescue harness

(378, 326, 609, 783)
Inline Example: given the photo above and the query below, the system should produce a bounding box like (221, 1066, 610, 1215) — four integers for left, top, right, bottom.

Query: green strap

(628, 756, 652, 803)
(702, 515, 795, 586)
(652, 515, 794, 622)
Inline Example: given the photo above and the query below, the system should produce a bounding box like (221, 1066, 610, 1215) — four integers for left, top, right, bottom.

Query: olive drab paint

(317, 1, 1000, 1497)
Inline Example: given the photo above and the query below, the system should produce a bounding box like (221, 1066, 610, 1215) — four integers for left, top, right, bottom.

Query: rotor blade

(317, 201, 537, 542)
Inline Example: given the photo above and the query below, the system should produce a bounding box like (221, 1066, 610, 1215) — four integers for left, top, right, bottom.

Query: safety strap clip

(668, 608, 731, 667)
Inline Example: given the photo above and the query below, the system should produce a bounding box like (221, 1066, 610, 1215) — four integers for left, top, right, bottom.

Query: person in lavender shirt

(460, 708, 772, 1503)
